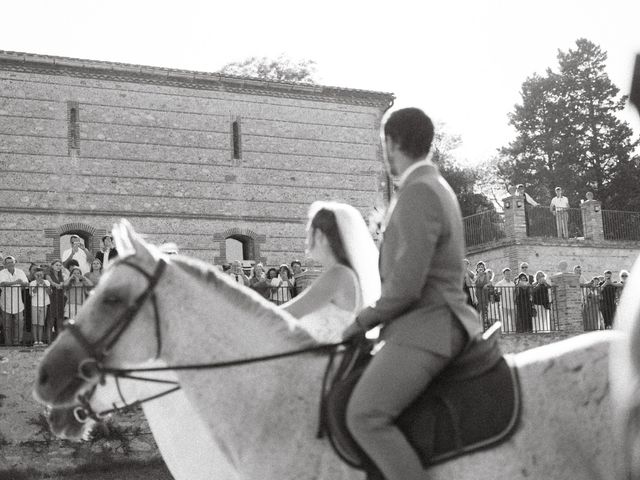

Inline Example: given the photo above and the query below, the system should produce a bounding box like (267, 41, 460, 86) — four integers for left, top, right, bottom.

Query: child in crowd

(29, 267, 51, 346)
(64, 266, 92, 319)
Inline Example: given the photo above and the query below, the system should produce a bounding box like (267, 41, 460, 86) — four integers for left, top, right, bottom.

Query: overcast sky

(2, 0, 640, 165)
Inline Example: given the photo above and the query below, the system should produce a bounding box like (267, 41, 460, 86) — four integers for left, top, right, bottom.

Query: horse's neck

(162, 275, 309, 364)
(158, 278, 356, 480)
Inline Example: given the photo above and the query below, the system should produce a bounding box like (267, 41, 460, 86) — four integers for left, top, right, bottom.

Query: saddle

(319, 322, 521, 477)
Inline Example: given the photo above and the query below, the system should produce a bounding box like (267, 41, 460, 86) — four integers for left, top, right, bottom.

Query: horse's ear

(112, 220, 152, 261)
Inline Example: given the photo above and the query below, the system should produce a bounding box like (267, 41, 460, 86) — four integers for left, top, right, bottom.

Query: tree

(432, 125, 492, 216)
(499, 39, 639, 209)
(219, 55, 317, 84)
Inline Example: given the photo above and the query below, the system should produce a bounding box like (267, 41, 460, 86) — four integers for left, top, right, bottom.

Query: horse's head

(34, 220, 169, 409)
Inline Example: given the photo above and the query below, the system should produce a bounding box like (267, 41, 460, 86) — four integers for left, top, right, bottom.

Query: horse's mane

(168, 255, 313, 345)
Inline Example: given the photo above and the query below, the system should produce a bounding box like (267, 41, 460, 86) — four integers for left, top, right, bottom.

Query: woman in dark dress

(515, 273, 534, 332)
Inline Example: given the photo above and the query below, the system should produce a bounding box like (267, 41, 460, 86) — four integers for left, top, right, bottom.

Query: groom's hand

(342, 318, 366, 341)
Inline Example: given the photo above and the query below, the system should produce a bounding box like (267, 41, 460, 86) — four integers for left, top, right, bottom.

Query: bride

(281, 201, 381, 342)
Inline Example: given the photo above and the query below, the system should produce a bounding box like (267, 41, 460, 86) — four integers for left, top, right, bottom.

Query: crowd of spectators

(220, 259, 309, 305)
(463, 259, 630, 333)
(0, 235, 118, 346)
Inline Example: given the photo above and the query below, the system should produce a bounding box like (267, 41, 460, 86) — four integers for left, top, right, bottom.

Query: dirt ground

(4, 460, 174, 480)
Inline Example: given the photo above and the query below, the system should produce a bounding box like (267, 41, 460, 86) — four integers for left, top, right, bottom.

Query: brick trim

(44, 222, 102, 263)
(214, 228, 267, 265)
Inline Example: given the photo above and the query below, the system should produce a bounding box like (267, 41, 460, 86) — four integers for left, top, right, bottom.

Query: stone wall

(467, 238, 639, 281)
(0, 51, 393, 270)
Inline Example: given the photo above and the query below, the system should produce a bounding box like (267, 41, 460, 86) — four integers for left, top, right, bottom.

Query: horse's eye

(102, 294, 121, 305)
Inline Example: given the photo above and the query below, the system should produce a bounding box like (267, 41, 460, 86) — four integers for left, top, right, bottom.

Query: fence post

(580, 198, 604, 241)
(550, 272, 584, 333)
(502, 195, 527, 242)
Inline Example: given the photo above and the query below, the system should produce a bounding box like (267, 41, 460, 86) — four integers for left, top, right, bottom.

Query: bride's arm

(281, 266, 355, 319)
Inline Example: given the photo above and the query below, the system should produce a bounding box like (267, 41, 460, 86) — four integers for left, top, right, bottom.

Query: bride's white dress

(297, 267, 362, 344)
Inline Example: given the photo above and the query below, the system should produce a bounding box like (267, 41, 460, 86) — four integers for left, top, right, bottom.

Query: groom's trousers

(346, 310, 466, 480)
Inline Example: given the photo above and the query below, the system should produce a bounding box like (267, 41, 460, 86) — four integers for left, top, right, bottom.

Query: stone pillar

(581, 199, 604, 241)
(551, 272, 584, 333)
(502, 195, 527, 242)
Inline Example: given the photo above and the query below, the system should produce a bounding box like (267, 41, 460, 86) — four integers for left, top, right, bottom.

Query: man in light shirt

(550, 186, 570, 238)
(0, 256, 29, 345)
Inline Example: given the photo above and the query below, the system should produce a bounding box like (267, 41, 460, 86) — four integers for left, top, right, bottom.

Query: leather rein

(65, 256, 345, 423)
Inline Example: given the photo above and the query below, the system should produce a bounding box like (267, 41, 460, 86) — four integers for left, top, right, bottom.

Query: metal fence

(527, 205, 584, 239)
(602, 209, 640, 241)
(580, 284, 623, 330)
(0, 284, 90, 346)
(469, 285, 559, 333)
(463, 210, 506, 248)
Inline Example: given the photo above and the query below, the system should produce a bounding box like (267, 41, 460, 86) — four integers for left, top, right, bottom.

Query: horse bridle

(65, 257, 167, 380)
(65, 256, 173, 422)
(65, 255, 346, 423)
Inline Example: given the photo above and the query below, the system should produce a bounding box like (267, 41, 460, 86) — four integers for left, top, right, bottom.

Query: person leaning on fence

(474, 261, 491, 329)
(22, 263, 38, 342)
(494, 268, 514, 328)
(584, 277, 604, 330)
(462, 258, 476, 307)
(550, 186, 570, 239)
(599, 270, 617, 329)
(515, 272, 534, 333)
(0, 256, 29, 345)
(290, 260, 305, 296)
(532, 270, 552, 331)
(64, 266, 91, 319)
(46, 259, 67, 342)
(270, 264, 295, 304)
(29, 267, 51, 346)
(248, 263, 270, 299)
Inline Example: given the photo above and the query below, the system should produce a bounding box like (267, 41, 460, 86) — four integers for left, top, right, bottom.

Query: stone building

(0, 51, 394, 270)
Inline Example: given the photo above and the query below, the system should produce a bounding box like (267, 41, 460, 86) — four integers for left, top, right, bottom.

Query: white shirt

(550, 196, 569, 212)
(0, 268, 29, 313)
(62, 247, 91, 274)
(494, 279, 514, 287)
(397, 157, 434, 189)
(29, 279, 51, 306)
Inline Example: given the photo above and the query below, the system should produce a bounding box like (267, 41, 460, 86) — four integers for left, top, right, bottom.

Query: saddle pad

(324, 354, 521, 470)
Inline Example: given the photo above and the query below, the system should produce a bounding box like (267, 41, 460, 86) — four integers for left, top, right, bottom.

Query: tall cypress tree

(500, 39, 638, 208)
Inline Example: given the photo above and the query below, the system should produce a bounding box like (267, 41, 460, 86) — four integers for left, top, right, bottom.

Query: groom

(342, 108, 482, 480)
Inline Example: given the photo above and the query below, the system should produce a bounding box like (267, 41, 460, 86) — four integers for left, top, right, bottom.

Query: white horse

(47, 365, 231, 480)
(610, 253, 640, 480)
(34, 221, 621, 480)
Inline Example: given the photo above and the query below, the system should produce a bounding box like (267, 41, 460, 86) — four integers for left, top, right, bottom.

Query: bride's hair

(310, 208, 352, 268)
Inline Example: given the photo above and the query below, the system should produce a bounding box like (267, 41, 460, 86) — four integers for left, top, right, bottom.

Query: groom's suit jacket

(357, 164, 481, 356)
